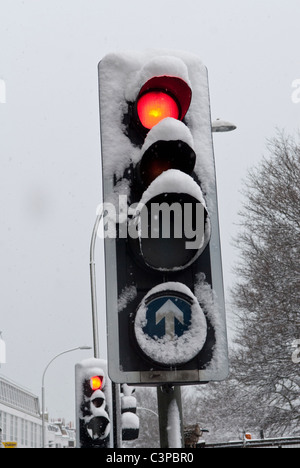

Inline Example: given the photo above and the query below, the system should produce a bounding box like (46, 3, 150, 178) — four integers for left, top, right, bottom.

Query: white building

(0, 375, 42, 448)
(0, 375, 75, 448)
(46, 421, 76, 448)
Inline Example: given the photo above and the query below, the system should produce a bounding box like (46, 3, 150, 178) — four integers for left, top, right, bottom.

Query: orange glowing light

(90, 375, 103, 391)
(137, 91, 179, 129)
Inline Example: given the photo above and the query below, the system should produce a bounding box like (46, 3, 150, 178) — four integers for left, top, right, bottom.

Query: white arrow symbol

(155, 299, 185, 339)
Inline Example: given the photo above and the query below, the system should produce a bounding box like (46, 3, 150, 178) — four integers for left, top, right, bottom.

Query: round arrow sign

(134, 282, 207, 365)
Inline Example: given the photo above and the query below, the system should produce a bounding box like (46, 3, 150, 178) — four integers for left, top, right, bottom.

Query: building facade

(0, 375, 41, 448)
(0, 375, 75, 448)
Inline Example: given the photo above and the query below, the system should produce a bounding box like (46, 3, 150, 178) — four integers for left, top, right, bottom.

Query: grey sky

(0, 0, 299, 423)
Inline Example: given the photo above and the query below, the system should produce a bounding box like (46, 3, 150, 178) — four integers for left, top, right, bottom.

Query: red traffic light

(90, 375, 103, 391)
(137, 91, 179, 129)
(137, 76, 191, 130)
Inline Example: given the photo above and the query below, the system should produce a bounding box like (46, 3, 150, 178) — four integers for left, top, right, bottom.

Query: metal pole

(112, 382, 121, 448)
(157, 384, 184, 448)
(89, 209, 103, 359)
(89, 209, 120, 447)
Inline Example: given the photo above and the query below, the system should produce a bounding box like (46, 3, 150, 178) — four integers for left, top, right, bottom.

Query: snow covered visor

(137, 117, 196, 187)
(128, 170, 211, 272)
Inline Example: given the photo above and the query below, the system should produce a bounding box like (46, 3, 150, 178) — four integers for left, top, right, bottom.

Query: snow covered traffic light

(98, 51, 228, 385)
(75, 358, 111, 448)
(120, 384, 139, 441)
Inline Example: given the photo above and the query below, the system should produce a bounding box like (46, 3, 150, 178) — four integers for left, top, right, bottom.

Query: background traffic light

(75, 358, 111, 448)
(98, 51, 228, 385)
(120, 384, 139, 441)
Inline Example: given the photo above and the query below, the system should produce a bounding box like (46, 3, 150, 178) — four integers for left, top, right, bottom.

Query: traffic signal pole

(157, 385, 184, 448)
(112, 382, 121, 448)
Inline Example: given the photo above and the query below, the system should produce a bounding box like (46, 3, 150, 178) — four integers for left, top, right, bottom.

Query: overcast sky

(1, 0, 299, 423)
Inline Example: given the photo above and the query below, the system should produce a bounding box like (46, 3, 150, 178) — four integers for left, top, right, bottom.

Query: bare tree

(231, 132, 300, 434)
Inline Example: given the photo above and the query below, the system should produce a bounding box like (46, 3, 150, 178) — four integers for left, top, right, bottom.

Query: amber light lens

(137, 91, 180, 129)
(90, 375, 103, 391)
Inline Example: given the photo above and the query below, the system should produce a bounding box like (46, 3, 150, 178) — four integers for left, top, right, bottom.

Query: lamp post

(89, 208, 103, 359)
(41, 345, 91, 448)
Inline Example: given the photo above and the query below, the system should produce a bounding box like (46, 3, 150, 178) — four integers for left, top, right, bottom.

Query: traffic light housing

(75, 358, 111, 448)
(120, 384, 139, 441)
(98, 51, 228, 385)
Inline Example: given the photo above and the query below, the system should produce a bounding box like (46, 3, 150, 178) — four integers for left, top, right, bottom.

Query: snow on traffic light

(120, 384, 139, 441)
(75, 358, 111, 448)
(98, 51, 229, 385)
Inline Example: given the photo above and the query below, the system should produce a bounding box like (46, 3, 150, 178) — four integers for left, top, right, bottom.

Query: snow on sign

(98, 50, 229, 385)
(134, 284, 207, 366)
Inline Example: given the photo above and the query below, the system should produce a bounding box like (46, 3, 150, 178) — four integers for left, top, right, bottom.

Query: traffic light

(120, 384, 139, 441)
(75, 358, 111, 448)
(98, 51, 228, 385)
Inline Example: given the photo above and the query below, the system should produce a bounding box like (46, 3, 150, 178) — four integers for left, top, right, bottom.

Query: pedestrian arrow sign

(143, 294, 192, 340)
(155, 299, 184, 338)
(134, 286, 207, 367)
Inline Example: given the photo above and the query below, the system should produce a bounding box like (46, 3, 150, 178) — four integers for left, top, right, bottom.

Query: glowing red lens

(90, 375, 103, 391)
(137, 91, 179, 129)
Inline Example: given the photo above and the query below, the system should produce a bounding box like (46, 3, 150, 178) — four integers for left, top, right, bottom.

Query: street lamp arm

(42, 347, 88, 386)
(137, 406, 158, 418)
